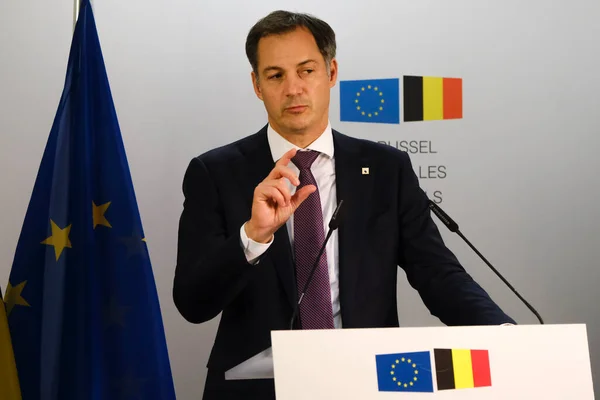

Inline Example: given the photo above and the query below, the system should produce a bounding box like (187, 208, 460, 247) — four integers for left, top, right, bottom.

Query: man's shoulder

(333, 129, 410, 164)
(192, 126, 267, 166)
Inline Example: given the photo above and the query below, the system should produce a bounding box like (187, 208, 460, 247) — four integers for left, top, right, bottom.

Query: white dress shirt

(225, 121, 340, 380)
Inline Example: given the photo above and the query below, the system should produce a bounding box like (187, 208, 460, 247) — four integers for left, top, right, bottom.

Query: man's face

(251, 27, 337, 137)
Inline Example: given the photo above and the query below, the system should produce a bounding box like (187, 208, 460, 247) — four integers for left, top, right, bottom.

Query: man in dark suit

(173, 9, 515, 400)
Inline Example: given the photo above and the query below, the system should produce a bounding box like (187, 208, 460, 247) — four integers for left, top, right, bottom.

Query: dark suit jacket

(173, 125, 514, 394)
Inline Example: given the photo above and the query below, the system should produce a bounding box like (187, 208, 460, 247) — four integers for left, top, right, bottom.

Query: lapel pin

(362, 167, 369, 175)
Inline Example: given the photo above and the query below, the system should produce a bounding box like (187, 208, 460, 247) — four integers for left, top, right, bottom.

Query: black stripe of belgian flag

(434, 349, 455, 390)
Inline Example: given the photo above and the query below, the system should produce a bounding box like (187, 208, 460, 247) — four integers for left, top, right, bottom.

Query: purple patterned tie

(292, 150, 334, 329)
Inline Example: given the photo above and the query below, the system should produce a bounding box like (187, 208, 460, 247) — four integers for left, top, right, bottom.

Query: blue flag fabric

(3, 1, 176, 399)
(375, 351, 434, 392)
(340, 78, 400, 124)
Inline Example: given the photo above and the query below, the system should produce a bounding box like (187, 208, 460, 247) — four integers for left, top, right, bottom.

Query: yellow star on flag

(41, 219, 72, 261)
(93, 201, 112, 229)
(4, 281, 30, 316)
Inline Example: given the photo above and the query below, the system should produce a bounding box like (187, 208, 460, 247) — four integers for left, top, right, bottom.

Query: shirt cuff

(240, 222, 273, 264)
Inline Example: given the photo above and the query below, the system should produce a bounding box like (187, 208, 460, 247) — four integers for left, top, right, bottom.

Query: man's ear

(328, 58, 338, 88)
(251, 71, 263, 100)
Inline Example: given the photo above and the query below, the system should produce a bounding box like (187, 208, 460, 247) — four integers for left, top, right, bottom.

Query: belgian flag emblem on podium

(434, 348, 492, 390)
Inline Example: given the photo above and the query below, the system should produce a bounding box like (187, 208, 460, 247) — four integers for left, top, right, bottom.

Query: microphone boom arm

(428, 200, 544, 325)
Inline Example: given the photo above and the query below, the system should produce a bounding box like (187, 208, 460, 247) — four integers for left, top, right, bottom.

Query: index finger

(265, 165, 299, 185)
(275, 148, 298, 167)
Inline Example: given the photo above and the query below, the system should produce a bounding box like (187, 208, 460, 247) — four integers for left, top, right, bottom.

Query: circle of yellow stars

(355, 85, 385, 118)
(389, 357, 419, 388)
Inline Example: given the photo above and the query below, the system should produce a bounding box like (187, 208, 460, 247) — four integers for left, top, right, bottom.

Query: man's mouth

(285, 105, 308, 113)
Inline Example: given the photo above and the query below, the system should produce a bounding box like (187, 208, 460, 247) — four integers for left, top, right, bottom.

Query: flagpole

(73, 0, 94, 31)
(73, 0, 80, 31)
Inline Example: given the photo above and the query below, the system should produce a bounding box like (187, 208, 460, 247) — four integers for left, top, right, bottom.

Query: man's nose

(283, 74, 304, 96)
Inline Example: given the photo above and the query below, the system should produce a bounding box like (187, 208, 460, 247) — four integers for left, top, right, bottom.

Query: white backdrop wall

(1, 1, 599, 399)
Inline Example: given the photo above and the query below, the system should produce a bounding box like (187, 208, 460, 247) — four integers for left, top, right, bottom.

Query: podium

(271, 324, 594, 399)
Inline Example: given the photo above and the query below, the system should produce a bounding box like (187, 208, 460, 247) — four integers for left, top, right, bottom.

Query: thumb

(291, 185, 317, 210)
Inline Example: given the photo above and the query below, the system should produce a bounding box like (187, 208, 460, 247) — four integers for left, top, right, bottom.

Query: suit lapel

(231, 127, 374, 316)
(234, 126, 274, 210)
(233, 126, 297, 310)
(333, 131, 374, 325)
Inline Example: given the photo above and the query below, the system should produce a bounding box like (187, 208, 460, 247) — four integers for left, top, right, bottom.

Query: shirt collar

(267, 121, 334, 163)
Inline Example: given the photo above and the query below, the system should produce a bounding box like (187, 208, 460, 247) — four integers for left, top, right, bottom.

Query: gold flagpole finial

(73, 0, 80, 31)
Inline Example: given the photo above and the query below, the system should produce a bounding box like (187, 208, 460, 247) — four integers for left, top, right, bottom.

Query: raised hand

(244, 148, 316, 243)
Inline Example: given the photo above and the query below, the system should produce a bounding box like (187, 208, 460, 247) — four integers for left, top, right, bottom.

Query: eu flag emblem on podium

(376, 351, 434, 392)
(340, 78, 400, 124)
(2, 1, 176, 399)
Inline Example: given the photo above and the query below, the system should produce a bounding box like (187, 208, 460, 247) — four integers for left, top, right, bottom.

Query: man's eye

(269, 73, 282, 80)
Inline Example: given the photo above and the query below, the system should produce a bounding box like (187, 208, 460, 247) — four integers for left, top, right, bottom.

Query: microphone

(428, 199, 544, 324)
(289, 199, 345, 330)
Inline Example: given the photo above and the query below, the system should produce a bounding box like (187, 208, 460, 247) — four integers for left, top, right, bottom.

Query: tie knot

(292, 150, 319, 170)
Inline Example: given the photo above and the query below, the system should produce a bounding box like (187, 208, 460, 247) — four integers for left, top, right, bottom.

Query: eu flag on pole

(3, 1, 176, 399)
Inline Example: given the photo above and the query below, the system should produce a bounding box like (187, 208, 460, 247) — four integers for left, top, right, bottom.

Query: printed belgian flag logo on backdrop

(375, 348, 492, 393)
(403, 76, 463, 122)
(339, 75, 463, 123)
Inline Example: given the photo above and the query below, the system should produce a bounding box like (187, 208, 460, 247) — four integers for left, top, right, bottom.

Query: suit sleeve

(173, 157, 257, 323)
(396, 152, 516, 326)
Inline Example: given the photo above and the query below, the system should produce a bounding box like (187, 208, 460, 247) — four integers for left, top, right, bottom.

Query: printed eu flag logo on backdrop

(376, 351, 434, 392)
(340, 78, 400, 124)
(2, 1, 176, 399)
